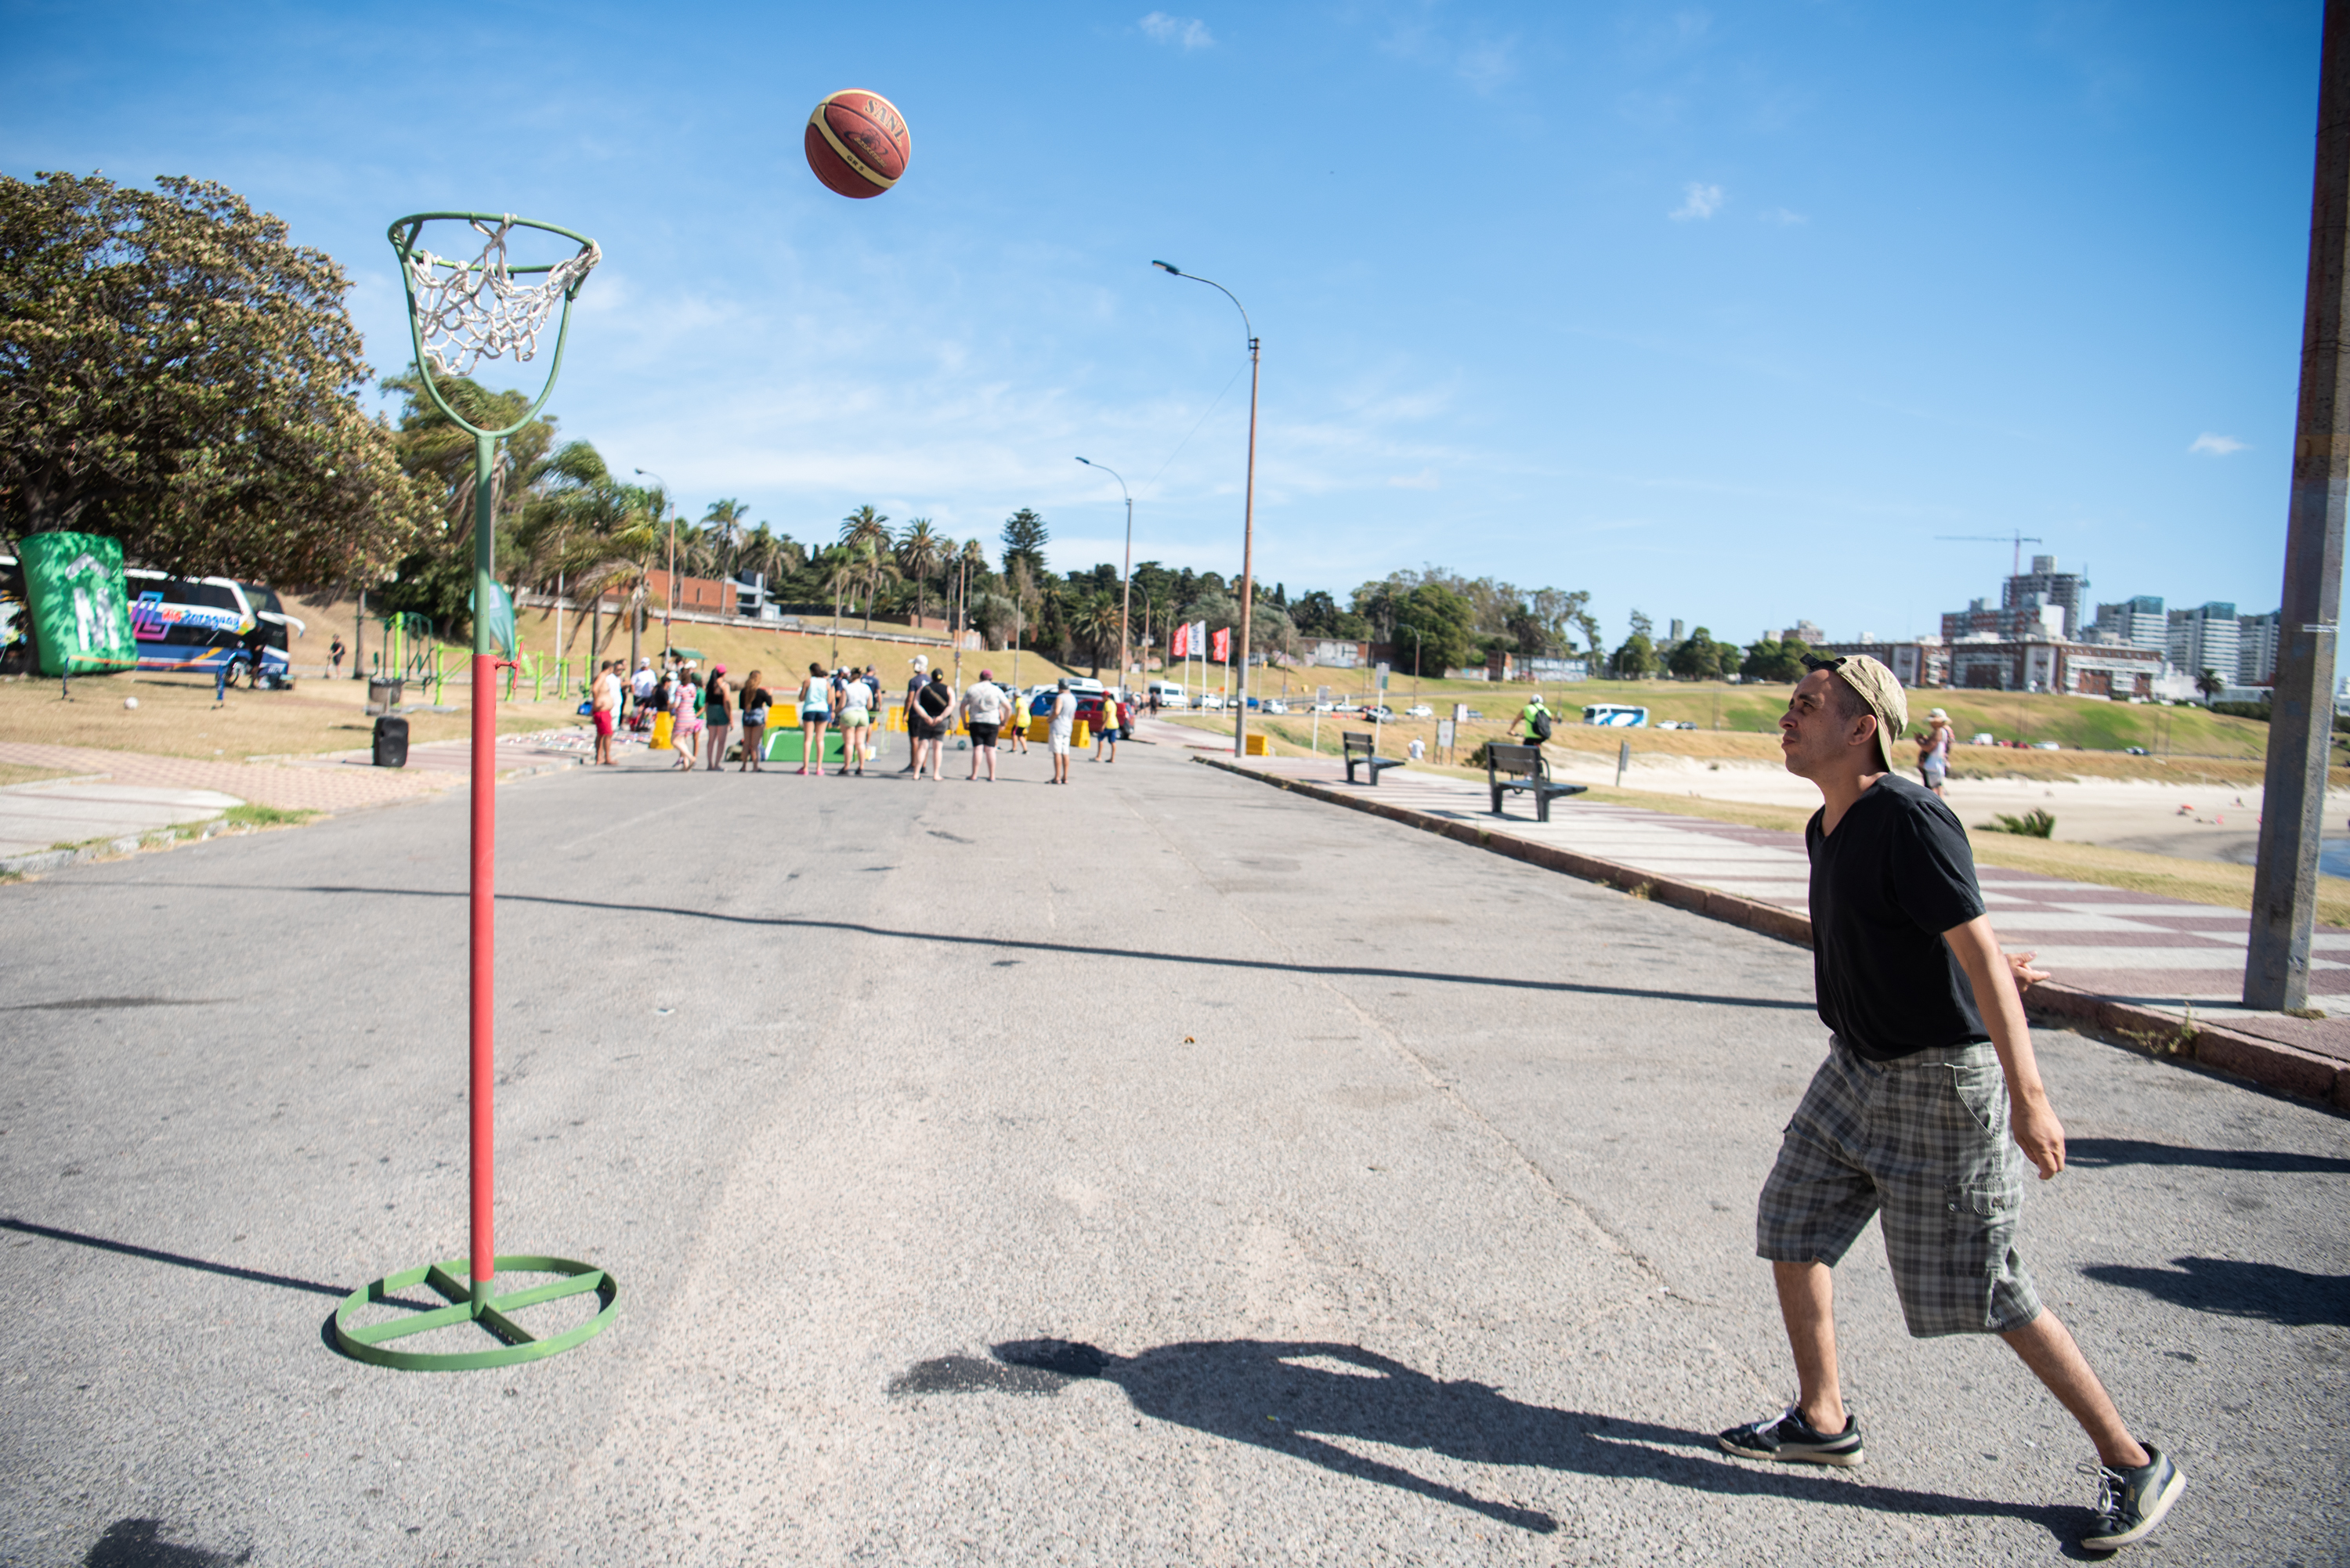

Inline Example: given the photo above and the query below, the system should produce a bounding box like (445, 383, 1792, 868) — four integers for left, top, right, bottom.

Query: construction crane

(1936, 532, 2044, 580)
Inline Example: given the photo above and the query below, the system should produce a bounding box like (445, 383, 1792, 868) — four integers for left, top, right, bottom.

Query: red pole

(470, 649, 496, 1300)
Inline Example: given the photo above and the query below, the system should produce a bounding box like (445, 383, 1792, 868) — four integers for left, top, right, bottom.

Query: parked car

(1405, 704, 1433, 717)
(1310, 700, 1338, 713)
(1656, 719, 1697, 730)
(2125, 746, 2149, 756)
(1262, 699, 1289, 714)
(2034, 740, 2063, 750)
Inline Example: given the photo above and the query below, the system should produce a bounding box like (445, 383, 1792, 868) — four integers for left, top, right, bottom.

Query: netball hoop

(332, 213, 617, 1371)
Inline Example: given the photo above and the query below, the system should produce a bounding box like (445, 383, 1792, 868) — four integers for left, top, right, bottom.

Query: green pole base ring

(333, 1255, 618, 1371)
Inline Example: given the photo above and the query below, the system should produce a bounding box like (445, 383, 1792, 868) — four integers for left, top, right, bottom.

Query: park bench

(1342, 730, 1404, 786)
(1485, 742, 1586, 822)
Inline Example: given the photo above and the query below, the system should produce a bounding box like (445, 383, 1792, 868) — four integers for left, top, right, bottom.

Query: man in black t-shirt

(1716, 655, 2182, 1553)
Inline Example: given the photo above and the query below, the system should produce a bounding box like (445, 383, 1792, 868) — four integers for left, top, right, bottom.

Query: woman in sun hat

(1918, 705, 1954, 798)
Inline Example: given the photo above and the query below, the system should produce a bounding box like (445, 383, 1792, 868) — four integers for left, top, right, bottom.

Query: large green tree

(1000, 507, 1049, 580)
(1390, 581, 1478, 676)
(0, 171, 432, 583)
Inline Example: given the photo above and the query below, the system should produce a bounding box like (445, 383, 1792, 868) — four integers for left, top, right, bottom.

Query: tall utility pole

(634, 468, 671, 662)
(1076, 457, 1134, 697)
(2249, 0, 2350, 1013)
(1153, 260, 1259, 756)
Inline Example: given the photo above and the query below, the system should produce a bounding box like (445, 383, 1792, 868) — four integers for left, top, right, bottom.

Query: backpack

(1531, 707, 1554, 742)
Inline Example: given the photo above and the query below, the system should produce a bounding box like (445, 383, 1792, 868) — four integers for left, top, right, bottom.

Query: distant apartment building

(1815, 638, 1950, 690)
(2166, 602, 2241, 685)
(2090, 595, 2166, 649)
(1487, 650, 1590, 683)
(1943, 597, 2065, 642)
(1946, 638, 2161, 697)
(1777, 619, 1828, 645)
(2004, 554, 2088, 638)
(1942, 554, 2087, 643)
(2236, 609, 2281, 686)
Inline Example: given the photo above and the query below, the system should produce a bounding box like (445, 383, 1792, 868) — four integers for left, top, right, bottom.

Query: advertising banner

(472, 581, 518, 660)
(1211, 626, 1231, 663)
(20, 533, 136, 677)
(1170, 620, 1189, 659)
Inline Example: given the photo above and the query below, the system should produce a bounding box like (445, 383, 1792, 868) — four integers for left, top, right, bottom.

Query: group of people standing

(584, 650, 1136, 784)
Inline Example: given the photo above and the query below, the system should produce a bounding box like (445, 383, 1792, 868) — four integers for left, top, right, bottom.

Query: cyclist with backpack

(1515, 692, 1556, 747)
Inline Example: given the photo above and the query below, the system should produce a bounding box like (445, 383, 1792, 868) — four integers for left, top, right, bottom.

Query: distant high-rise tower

(2167, 603, 2241, 685)
(2003, 555, 2088, 638)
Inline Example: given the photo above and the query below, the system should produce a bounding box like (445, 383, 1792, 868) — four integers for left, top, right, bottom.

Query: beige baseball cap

(1828, 654, 1908, 774)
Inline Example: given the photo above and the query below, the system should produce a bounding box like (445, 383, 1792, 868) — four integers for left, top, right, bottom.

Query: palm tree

(1080, 592, 1120, 677)
(702, 498, 752, 580)
(841, 504, 891, 555)
(850, 535, 901, 632)
(895, 518, 943, 626)
(821, 547, 859, 662)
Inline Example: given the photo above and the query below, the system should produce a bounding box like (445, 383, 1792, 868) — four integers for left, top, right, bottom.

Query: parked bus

(1581, 703, 1649, 728)
(124, 571, 301, 685)
(0, 559, 303, 684)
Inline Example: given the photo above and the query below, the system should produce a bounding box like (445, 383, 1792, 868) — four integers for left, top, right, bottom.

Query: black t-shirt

(1806, 774, 1989, 1062)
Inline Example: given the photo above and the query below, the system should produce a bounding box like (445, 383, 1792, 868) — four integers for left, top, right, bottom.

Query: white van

(1581, 703, 1649, 728)
(1148, 679, 1188, 709)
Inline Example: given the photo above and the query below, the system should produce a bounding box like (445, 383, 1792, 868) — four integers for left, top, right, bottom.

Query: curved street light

(1152, 259, 1259, 757)
(1076, 456, 1134, 699)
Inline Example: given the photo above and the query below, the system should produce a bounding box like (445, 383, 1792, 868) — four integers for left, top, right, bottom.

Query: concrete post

(2247, 0, 2350, 1012)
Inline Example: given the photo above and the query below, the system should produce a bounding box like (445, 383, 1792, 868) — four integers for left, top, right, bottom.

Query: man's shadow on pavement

(891, 1338, 2077, 1543)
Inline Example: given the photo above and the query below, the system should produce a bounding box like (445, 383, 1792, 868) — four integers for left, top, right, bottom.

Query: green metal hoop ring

(333, 1255, 618, 1371)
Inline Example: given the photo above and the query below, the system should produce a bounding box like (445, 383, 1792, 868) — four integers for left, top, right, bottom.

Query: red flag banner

(1211, 626, 1231, 663)
(1170, 620, 1189, 658)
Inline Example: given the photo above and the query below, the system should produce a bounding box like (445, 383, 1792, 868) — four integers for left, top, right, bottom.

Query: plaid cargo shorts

(1757, 1035, 2042, 1339)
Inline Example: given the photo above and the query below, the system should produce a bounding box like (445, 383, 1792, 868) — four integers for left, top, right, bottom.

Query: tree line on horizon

(2, 170, 1820, 684)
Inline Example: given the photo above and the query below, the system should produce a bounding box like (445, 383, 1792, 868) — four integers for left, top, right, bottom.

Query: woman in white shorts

(837, 669, 873, 777)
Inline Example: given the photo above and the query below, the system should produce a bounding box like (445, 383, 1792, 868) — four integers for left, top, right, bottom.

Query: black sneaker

(1717, 1405, 1864, 1467)
(2079, 1448, 2185, 1552)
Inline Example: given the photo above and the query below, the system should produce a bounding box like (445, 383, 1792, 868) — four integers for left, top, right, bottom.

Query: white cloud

(1386, 468, 1440, 490)
(1670, 182, 1724, 222)
(2189, 432, 2247, 456)
(1759, 207, 1806, 226)
(1139, 12, 1213, 49)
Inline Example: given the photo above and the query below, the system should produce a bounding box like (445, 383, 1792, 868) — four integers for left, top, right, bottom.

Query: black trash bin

(372, 714, 409, 768)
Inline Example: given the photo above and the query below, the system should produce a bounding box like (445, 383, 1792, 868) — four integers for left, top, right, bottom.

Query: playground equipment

(332, 213, 616, 1371)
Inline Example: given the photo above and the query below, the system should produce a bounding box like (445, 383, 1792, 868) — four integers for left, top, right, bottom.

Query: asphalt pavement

(0, 734, 2343, 1566)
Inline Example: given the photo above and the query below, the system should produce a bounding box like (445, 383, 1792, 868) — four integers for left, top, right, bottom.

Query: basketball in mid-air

(804, 89, 911, 199)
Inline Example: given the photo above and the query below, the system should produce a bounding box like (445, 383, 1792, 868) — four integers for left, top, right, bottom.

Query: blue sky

(2, 1, 2321, 650)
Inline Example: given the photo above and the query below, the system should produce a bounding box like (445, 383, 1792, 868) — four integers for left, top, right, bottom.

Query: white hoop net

(404, 217, 601, 378)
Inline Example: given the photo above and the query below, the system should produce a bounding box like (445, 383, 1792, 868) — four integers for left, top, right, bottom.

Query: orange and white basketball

(804, 89, 912, 199)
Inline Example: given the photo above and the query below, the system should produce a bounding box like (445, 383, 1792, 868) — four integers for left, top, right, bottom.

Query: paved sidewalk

(0, 779, 244, 862)
(1197, 747, 2350, 1102)
(0, 729, 590, 817)
(0, 742, 454, 812)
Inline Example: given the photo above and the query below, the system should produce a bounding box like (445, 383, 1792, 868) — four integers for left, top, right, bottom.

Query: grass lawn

(0, 762, 80, 787)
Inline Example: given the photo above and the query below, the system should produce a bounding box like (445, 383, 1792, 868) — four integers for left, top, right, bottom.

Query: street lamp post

(1409, 627, 1423, 710)
(1076, 457, 1134, 699)
(1153, 260, 1259, 757)
(634, 468, 674, 659)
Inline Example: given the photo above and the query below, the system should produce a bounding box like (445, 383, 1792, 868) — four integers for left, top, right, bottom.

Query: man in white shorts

(1048, 679, 1076, 786)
